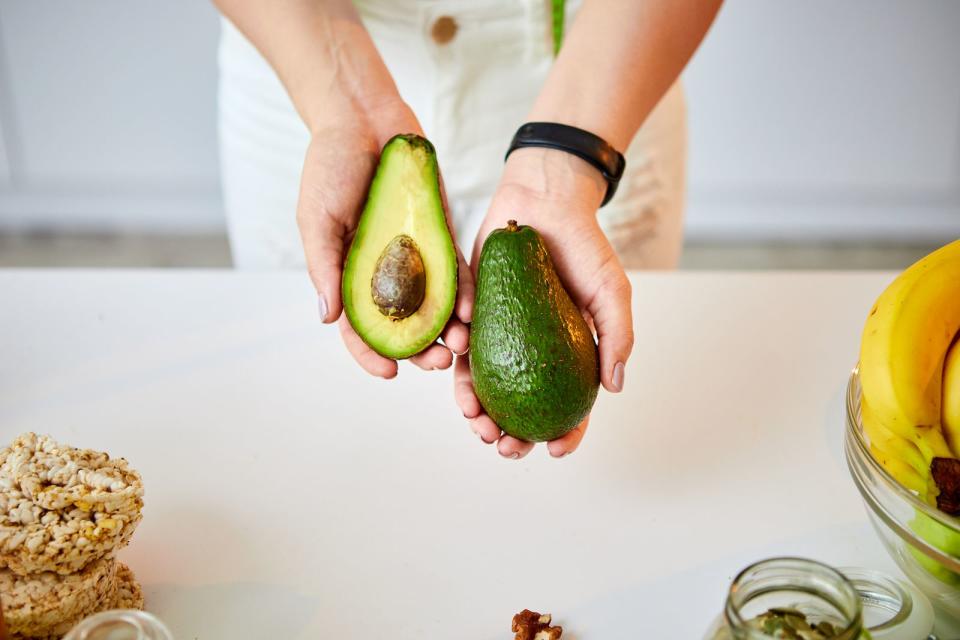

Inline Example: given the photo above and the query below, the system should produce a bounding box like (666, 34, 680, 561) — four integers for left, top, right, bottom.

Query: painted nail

(612, 361, 625, 392)
(318, 295, 329, 323)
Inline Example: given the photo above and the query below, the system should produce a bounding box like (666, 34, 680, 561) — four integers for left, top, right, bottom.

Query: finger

(588, 267, 634, 393)
(436, 172, 474, 325)
(409, 343, 454, 371)
(454, 356, 482, 419)
(470, 227, 486, 271)
(297, 195, 346, 324)
(455, 248, 475, 323)
(581, 309, 596, 334)
(338, 316, 398, 379)
(497, 435, 535, 460)
(438, 168, 454, 226)
(547, 415, 590, 458)
(441, 318, 469, 355)
(470, 414, 501, 445)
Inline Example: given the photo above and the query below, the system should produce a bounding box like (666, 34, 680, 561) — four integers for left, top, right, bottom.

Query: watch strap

(505, 122, 626, 207)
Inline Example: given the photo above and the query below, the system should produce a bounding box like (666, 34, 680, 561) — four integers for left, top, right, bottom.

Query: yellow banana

(944, 337, 960, 454)
(859, 238, 960, 506)
(862, 396, 928, 478)
(869, 444, 930, 495)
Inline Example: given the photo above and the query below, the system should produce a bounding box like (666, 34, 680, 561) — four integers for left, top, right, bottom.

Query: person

(213, 0, 722, 458)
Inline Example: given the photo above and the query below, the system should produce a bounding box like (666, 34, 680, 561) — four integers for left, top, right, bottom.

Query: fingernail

(318, 295, 329, 323)
(612, 361, 625, 392)
(502, 451, 520, 460)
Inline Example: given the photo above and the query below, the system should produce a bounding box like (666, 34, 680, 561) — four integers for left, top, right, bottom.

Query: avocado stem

(506, 220, 519, 232)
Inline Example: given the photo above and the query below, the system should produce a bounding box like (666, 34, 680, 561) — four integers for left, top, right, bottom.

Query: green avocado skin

(470, 223, 600, 442)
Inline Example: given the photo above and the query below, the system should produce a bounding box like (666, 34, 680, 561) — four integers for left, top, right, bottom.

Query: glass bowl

(845, 367, 960, 620)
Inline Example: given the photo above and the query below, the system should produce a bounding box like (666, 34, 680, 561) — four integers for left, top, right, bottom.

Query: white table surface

(0, 270, 923, 638)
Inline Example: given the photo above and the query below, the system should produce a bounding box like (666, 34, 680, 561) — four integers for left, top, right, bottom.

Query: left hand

(454, 147, 635, 459)
(296, 100, 472, 378)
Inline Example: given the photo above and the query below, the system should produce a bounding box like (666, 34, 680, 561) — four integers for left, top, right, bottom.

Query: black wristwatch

(505, 122, 626, 207)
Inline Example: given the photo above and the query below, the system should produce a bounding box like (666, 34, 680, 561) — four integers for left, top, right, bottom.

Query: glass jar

(705, 558, 864, 639)
(704, 558, 936, 640)
(62, 610, 173, 640)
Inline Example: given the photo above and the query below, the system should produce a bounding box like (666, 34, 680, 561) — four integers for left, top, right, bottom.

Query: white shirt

(217, 0, 686, 269)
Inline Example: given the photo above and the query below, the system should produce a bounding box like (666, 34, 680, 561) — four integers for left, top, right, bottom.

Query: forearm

(213, 0, 404, 134)
(529, 0, 722, 150)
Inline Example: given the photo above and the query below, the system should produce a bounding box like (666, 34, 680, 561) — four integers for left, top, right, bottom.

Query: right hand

(453, 148, 634, 459)
(296, 100, 474, 378)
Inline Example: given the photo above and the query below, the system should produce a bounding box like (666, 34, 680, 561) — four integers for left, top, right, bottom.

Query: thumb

(297, 204, 346, 324)
(588, 268, 634, 393)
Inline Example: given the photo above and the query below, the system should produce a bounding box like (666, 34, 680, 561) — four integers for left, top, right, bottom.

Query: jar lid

(62, 610, 173, 640)
(838, 567, 934, 640)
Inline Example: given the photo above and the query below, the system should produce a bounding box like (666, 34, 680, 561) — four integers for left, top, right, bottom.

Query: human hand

(297, 101, 473, 377)
(454, 147, 634, 458)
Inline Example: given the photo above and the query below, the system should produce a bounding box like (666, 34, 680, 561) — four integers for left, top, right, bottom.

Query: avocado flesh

(342, 135, 457, 359)
(470, 220, 600, 442)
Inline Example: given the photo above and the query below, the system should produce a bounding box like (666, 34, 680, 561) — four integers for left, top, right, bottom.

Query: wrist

(305, 95, 419, 144)
(500, 147, 606, 213)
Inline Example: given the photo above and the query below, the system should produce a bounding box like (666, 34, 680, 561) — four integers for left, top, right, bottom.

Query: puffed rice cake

(5, 562, 144, 640)
(0, 554, 117, 637)
(113, 562, 144, 611)
(0, 433, 144, 576)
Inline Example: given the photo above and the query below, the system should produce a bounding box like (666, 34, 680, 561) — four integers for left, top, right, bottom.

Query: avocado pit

(371, 234, 426, 320)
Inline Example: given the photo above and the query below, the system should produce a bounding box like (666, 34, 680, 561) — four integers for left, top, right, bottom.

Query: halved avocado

(342, 134, 457, 359)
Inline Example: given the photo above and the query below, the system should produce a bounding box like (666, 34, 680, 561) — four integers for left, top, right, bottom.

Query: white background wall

(0, 1, 958, 241)
(684, 1, 960, 241)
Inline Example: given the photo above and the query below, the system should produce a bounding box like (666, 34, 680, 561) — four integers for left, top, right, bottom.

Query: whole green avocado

(470, 220, 600, 442)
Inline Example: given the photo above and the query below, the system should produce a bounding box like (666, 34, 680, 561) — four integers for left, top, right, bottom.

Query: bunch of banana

(859, 238, 960, 511)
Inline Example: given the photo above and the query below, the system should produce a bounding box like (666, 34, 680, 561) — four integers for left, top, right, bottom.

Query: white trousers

(218, 0, 687, 270)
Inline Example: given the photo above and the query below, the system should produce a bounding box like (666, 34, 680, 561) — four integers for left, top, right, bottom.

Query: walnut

(512, 609, 562, 640)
